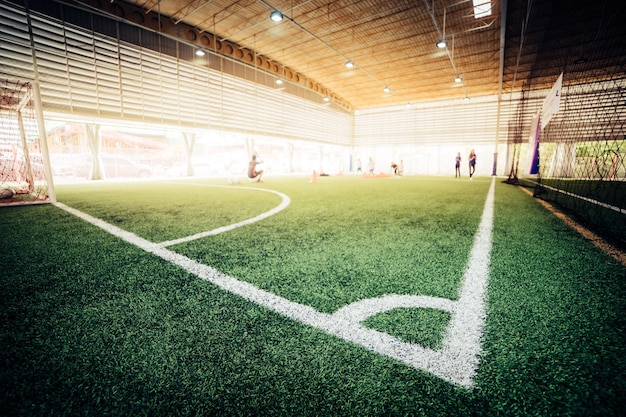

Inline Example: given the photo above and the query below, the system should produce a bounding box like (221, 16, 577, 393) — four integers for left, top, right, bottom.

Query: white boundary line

(54, 177, 495, 388)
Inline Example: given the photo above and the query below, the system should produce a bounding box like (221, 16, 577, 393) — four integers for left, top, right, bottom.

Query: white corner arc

(157, 184, 291, 247)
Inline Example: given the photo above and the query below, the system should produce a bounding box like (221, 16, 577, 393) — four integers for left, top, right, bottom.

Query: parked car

(73, 155, 153, 179)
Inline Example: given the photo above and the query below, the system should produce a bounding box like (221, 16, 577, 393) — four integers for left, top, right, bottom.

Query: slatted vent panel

(0, 1, 351, 145)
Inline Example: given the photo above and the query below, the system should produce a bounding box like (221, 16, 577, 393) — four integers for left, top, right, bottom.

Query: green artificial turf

(55, 181, 281, 242)
(1, 175, 624, 416)
(174, 177, 489, 313)
(362, 308, 451, 349)
(519, 178, 626, 249)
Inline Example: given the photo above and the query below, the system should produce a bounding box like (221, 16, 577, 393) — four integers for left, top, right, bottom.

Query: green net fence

(507, 69, 625, 251)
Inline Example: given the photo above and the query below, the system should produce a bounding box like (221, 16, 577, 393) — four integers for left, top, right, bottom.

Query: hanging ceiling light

(436, 39, 448, 48)
(269, 10, 283, 22)
(345, 60, 355, 69)
(195, 48, 206, 57)
(454, 75, 463, 83)
(323, 96, 330, 102)
(383, 86, 391, 93)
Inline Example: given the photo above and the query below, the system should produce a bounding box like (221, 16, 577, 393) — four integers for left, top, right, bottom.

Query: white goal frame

(0, 79, 55, 206)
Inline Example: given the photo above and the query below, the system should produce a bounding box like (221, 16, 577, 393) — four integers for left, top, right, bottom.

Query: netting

(0, 79, 52, 206)
(506, 71, 626, 250)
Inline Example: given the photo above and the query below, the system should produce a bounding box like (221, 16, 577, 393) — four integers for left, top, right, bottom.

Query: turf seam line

(517, 186, 626, 267)
(53, 177, 495, 389)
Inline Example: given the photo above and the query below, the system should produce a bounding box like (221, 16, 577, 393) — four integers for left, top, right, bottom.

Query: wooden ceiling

(88, 0, 626, 110)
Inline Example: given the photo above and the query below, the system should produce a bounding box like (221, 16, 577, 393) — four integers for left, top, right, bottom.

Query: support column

(85, 123, 103, 180)
(548, 142, 576, 178)
(183, 132, 195, 177)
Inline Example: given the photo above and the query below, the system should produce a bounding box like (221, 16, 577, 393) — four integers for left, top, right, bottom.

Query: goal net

(0, 79, 55, 206)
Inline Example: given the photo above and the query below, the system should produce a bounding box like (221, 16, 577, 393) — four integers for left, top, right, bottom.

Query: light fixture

(269, 10, 283, 22)
(454, 75, 463, 83)
(195, 48, 205, 57)
(464, 96, 470, 102)
(323, 96, 330, 102)
(436, 39, 448, 49)
(275, 79, 283, 85)
(383, 86, 390, 93)
(345, 60, 354, 68)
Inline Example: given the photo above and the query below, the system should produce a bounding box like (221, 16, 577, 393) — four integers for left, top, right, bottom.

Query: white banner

(541, 72, 563, 129)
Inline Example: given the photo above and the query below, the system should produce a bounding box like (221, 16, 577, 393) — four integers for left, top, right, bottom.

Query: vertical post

(16, 109, 35, 193)
(32, 81, 56, 202)
(246, 138, 255, 159)
(85, 124, 103, 180)
(183, 132, 195, 176)
(494, 0, 508, 176)
(319, 145, 324, 174)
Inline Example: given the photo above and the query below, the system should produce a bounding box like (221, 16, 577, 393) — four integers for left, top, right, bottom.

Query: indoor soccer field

(1, 174, 625, 416)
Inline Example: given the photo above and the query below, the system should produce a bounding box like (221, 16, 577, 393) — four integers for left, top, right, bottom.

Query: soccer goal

(0, 79, 55, 206)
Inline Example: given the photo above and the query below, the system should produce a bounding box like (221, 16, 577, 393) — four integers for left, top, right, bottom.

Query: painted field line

(54, 176, 495, 389)
(157, 184, 291, 247)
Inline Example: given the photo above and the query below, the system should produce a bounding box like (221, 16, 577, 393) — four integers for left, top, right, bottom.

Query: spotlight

(275, 79, 283, 85)
(345, 60, 354, 68)
(436, 39, 448, 48)
(383, 86, 390, 93)
(195, 48, 206, 57)
(464, 96, 470, 102)
(269, 10, 283, 22)
(454, 75, 462, 83)
(323, 96, 330, 102)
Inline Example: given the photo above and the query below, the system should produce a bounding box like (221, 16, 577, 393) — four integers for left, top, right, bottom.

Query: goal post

(0, 79, 55, 206)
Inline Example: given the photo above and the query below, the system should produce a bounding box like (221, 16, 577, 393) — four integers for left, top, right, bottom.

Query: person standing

(468, 149, 477, 179)
(368, 157, 375, 175)
(248, 154, 264, 182)
(455, 152, 462, 178)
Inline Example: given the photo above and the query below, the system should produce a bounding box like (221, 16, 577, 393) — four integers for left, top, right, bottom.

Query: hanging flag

(541, 72, 563, 129)
(525, 110, 541, 175)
